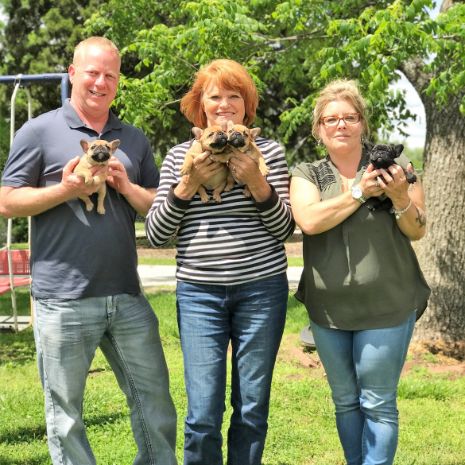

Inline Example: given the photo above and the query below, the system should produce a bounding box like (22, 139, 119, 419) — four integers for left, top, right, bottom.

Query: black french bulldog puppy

(369, 143, 416, 184)
(365, 143, 416, 212)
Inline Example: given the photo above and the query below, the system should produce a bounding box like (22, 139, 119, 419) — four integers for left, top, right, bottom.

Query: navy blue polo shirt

(2, 99, 159, 299)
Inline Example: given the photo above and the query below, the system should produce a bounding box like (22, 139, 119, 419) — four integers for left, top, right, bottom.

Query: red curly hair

(180, 59, 259, 129)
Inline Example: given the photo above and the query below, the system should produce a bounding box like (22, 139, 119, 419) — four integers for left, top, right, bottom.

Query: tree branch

(399, 57, 431, 96)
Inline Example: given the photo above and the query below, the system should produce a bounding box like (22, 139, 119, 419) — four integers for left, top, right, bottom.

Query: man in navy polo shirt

(0, 37, 177, 465)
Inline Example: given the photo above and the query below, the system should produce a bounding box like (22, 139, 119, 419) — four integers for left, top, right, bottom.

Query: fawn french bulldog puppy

(180, 126, 234, 203)
(73, 139, 120, 214)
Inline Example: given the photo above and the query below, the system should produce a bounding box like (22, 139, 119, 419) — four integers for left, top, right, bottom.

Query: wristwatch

(351, 184, 367, 204)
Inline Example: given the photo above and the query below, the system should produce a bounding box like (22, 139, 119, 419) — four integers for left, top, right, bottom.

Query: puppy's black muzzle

(370, 155, 395, 170)
(210, 134, 228, 150)
(228, 132, 246, 148)
(91, 148, 111, 163)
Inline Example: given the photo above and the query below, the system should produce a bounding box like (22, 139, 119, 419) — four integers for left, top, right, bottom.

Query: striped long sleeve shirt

(145, 137, 295, 285)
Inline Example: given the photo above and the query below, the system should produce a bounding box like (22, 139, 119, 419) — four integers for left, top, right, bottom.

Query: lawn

(1, 289, 464, 464)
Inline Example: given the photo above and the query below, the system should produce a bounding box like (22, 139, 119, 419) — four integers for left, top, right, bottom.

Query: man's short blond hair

(73, 36, 120, 65)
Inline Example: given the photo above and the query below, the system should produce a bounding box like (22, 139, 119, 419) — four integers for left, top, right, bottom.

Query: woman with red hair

(146, 59, 294, 465)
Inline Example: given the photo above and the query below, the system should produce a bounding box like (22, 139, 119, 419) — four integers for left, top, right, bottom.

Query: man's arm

(0, 157, 101, 218)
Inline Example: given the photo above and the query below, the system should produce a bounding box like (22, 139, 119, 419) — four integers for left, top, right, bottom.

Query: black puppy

(369, 143, 416, 184)
(365, 143, 416, 212)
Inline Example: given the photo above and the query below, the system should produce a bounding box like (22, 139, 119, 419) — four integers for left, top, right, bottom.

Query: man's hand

(61, 156, 102, 198)
(106, 156, 132, 194)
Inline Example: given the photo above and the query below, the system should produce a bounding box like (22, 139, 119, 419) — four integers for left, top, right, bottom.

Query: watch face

(352, 185, 366, 203)
(352, 185, 362, 198)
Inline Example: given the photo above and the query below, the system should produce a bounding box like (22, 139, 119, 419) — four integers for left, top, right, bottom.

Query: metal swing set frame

(0, 73, 69, 332)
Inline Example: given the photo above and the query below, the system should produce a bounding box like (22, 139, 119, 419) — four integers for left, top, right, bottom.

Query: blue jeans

(33, 293, 177, 465)
(176, 273, 288, 465)
(311, 312, 415, 465)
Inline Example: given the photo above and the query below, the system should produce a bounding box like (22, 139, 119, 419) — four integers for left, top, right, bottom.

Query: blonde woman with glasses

(290, 79, 430, 465)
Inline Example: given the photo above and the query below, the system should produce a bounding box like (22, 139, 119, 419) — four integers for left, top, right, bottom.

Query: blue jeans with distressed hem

(33, 293, 177, 465)
(176, 273, 288, 465)
(311, 312, 415, 465)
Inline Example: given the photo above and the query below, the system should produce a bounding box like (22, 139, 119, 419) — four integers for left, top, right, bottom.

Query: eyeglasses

(320, 113, 361, 127)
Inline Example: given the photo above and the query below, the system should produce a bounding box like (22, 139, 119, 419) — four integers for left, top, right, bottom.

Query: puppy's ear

(394, 144, 404, 156)
(110, 139, 120, 152)
(80, 139, 90, 152)
(192, 127, 203, 140)
(250, 127, 261, 140)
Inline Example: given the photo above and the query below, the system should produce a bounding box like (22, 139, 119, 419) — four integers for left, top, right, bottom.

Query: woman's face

(201, 82, 246, 127)
(317, 99, 363, 154)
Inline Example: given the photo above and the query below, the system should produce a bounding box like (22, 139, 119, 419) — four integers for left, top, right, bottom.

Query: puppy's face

(193, 126, 228, 153)
(369, 143, 404, 169)
(226, 122, 261, 149)
(80, 139, 121, 164)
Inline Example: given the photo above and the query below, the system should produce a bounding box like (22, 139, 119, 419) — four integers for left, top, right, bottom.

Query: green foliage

(0, 0, 105, 166)
(80, 0, 465, 164)
(2, 1, 464, 165)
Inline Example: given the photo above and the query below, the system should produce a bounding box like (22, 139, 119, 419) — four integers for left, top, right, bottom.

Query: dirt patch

(138, 246, 177, 259)
(277, 333, 324, 379)
(403, 342, 465, 379)
(278, 335, 465, 381)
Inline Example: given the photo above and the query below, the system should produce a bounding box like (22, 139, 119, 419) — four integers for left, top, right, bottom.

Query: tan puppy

(226, 121, 269, 197)
(180, 126, 234, 203)
(73, 139, 120, 214)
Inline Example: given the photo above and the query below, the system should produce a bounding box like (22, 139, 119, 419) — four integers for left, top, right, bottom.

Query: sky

(385, 1, 442, 149)
(386, 75, 427, 149)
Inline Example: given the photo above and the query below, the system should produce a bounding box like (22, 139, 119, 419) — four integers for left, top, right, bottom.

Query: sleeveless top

(292, 148, 430, 330)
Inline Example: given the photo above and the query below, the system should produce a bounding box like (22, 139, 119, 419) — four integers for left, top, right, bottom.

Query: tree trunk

(413, 92, 465, 356)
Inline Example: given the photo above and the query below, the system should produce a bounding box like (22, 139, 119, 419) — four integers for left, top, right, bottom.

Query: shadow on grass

(263, 462, 294, 465)
(0, 327, 36, 365)
(0, 412, 126, 445)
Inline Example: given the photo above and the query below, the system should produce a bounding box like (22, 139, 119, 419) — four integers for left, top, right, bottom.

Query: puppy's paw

(200, 193, 210, 203)
(97, 206, 105, 215)
(243, 187, 252, 198)
(212, 193, 223, 203)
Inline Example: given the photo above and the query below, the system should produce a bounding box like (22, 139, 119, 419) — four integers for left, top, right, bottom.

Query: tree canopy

(86, 0, 465, 165)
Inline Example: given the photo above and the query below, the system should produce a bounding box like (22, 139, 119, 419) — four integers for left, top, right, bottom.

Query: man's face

(68, 44, 120, 117)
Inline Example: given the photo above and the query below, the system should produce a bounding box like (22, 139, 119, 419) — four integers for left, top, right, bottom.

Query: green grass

(1, 292, 464, 464)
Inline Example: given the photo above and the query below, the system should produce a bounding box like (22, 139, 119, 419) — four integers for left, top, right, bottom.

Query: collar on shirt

(62, 98, 123, 134)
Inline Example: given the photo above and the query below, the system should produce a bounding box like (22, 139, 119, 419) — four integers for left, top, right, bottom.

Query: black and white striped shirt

(145, 137, 295, 285)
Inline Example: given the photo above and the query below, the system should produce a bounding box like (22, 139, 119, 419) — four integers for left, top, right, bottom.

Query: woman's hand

(376, 163, 410, 208)
(377, 163, 426, 240)
(359, 163, 384, 199)
(228, 152, 271, 201)
(174, 151, 224, 200)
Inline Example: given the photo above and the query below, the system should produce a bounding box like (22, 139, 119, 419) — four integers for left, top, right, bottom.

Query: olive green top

(292, 149, 430, 330)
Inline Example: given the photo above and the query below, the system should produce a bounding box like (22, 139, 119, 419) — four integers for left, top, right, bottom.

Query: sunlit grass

(1, 293, 464, 464)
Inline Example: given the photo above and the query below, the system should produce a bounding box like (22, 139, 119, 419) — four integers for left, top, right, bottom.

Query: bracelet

(390, 199, 412, 220)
